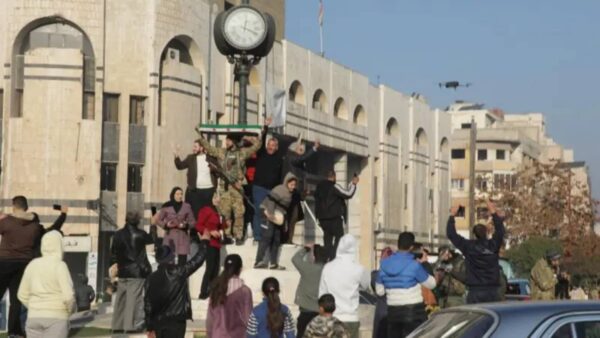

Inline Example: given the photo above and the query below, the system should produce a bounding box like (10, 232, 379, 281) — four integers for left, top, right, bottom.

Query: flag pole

(319, 0, 324, 57)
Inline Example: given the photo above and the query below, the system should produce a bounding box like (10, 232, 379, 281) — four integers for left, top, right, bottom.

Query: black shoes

(254, 262, 268, 269)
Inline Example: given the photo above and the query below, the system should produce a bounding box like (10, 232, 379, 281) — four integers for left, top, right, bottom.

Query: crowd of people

(1, 117, 597, 338)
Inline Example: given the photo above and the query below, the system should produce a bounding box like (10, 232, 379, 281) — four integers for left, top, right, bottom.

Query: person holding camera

(314, 170, 359, 260)
(447, 200, 505, 304)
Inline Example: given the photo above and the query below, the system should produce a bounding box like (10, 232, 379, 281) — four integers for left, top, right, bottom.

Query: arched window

(415, 128, 428, 152)
(12, 18, 95, 118)
(312, 89, 328, 113)
(440, 138, 449, 157)
(288, 80, 305, 105)
(353, 105, 367, 126)
(386, 118, 399, 137)
(158, 35, 203, 126)
(333, 97, 348, 119)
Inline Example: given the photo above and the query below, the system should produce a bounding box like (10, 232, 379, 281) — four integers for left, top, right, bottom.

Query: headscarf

(162, 187, 183, 213)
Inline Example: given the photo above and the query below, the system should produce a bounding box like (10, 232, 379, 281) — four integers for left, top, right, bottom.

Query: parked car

(408, 301, 600, 338)
(506, 278, 531, 301)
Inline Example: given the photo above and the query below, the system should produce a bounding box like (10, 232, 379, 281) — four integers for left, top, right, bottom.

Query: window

(452, 179, 465, 191)
(477, 149, 487, 161)
(83, 93, 95, 120)
(127, 165, 143, 192)
(496, 149, 506, 160)
(551, 321, 600, 338)
(0, 89, 3, 118)
(409, 311, 494, 338)
(476, 175, 488, 192)
(100, 163, 117, 191)
(451, 149, 466, 159)
(129, 96, 146, 125)
(494, 173, 516, 191)
(461, 123, 472, 129)
(103, 94, 119, 122)
(82, 56, 95, 119)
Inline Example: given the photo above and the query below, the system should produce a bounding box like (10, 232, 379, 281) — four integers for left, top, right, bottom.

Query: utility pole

(468, 117, 477, 229)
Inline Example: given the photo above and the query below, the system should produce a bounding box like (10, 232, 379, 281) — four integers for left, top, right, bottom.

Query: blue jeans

(252, 185, 270, 241)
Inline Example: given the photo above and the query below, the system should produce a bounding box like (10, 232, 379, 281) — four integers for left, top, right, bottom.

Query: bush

(505, 236, 562, 278)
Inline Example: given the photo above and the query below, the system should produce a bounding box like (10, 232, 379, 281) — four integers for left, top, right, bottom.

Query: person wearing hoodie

(376, 232, 436, 338)
(206, 254, 253, 338)
(319, 234, 370, 338)
(17, 230, 75, 338)
(110, 211, 155, 333)
(292, 244, 328, 338)
(0, 195, 42, 337)
(144, 231, 210, 338)
(74, 274, 96, 312)
(198, 133, 262, 245)
(447, 200, 505, 304)
(303, 294, 349, 338)
(254, 173, 298, 270)
(247, 277, 296, 338)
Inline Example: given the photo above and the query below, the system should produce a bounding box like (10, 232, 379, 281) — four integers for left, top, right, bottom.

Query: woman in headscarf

(153, 187, 196, 266)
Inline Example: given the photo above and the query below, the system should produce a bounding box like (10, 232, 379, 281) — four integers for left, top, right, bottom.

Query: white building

(0, 0, 451, 296)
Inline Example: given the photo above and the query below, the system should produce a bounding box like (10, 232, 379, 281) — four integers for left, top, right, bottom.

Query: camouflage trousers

(217, 186, 245, 240)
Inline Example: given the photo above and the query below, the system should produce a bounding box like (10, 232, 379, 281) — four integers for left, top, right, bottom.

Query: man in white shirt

(174, 140, 216, 218)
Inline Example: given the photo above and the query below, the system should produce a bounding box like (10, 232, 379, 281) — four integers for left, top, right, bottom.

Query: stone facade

(0, 0, 451, 294)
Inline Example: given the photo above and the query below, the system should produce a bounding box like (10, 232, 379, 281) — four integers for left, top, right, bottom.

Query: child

(304, 294, 349, 338)
(247, 277, 295, 338)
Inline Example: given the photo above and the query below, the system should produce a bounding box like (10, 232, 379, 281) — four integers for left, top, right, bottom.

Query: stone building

(0, 0, 451, 295)
(448, 101, 590, 235)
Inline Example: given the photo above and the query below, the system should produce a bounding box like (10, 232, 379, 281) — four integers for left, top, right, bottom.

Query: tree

(482, 161, 596, 256)
(505, 236, 562, 278)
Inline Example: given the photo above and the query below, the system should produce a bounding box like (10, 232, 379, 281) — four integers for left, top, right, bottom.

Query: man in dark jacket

(144, 232, 210, 338)
(282, 138, 320, 243)
(447, 200, 505, 304)
(0, 195, 41, 337)
(314, 170, 359, 259)
(251, 117, 284, 242)
(110, 211, 155, 333)
(75, 274, 96, 312)
(174, 140, 218, 217)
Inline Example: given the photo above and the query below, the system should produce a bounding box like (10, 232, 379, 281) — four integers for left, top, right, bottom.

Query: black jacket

(144, 241, 208, 330)
(253, 126, 284, 190)
(110, 223, 154, 279)
(314, 180, 357, 221)
(447, 214, 505, 288)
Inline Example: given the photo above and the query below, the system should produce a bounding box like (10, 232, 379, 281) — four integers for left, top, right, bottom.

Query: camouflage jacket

(304, 315, 350, 338)
(530, 258, 557, 301)
(198, 136, 262, 186)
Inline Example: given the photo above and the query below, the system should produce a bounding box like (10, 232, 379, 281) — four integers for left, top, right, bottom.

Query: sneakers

(254, 262, 268, 269)
(235, 238, 245, 246)
(221, 237, 234, 245)
(269, 264, 286, 270)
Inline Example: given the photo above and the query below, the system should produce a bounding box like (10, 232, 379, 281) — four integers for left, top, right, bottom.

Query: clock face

(223, 7, 267, 51)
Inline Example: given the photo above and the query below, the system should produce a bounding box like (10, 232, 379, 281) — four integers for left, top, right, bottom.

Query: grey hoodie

(261, 172, 297, 215)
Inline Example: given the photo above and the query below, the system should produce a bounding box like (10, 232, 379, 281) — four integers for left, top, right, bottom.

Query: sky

(285, 0, 600, 199)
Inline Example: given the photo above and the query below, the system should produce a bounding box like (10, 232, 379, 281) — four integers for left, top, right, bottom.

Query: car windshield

(409, 311, 495, 338)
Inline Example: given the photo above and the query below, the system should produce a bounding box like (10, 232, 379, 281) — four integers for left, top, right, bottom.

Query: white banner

(266, 82, 287, 127)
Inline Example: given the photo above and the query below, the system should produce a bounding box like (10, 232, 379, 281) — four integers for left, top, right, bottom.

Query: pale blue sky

(285, 0, 600, 199)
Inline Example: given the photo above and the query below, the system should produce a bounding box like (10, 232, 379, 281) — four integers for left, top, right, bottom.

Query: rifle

(208, 162, 256, 211)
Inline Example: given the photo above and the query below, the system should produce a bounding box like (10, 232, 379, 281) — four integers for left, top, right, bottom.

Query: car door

(532, 312, 600, 338)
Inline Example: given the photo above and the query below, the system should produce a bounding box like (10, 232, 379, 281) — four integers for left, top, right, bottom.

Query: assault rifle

(208, 161, 256, 211)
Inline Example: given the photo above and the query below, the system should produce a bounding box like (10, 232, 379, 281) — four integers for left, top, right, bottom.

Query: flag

(318, 0, 324, 27)
(266, 82, 287, 128)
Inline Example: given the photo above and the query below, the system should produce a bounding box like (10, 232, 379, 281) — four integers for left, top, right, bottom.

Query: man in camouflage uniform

(436, 247, 466, 308)
(198, 133, 261, 245)
(530, 249, 560, 301)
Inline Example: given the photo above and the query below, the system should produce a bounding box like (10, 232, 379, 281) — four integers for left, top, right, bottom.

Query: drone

(439, 81, 472, 90)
